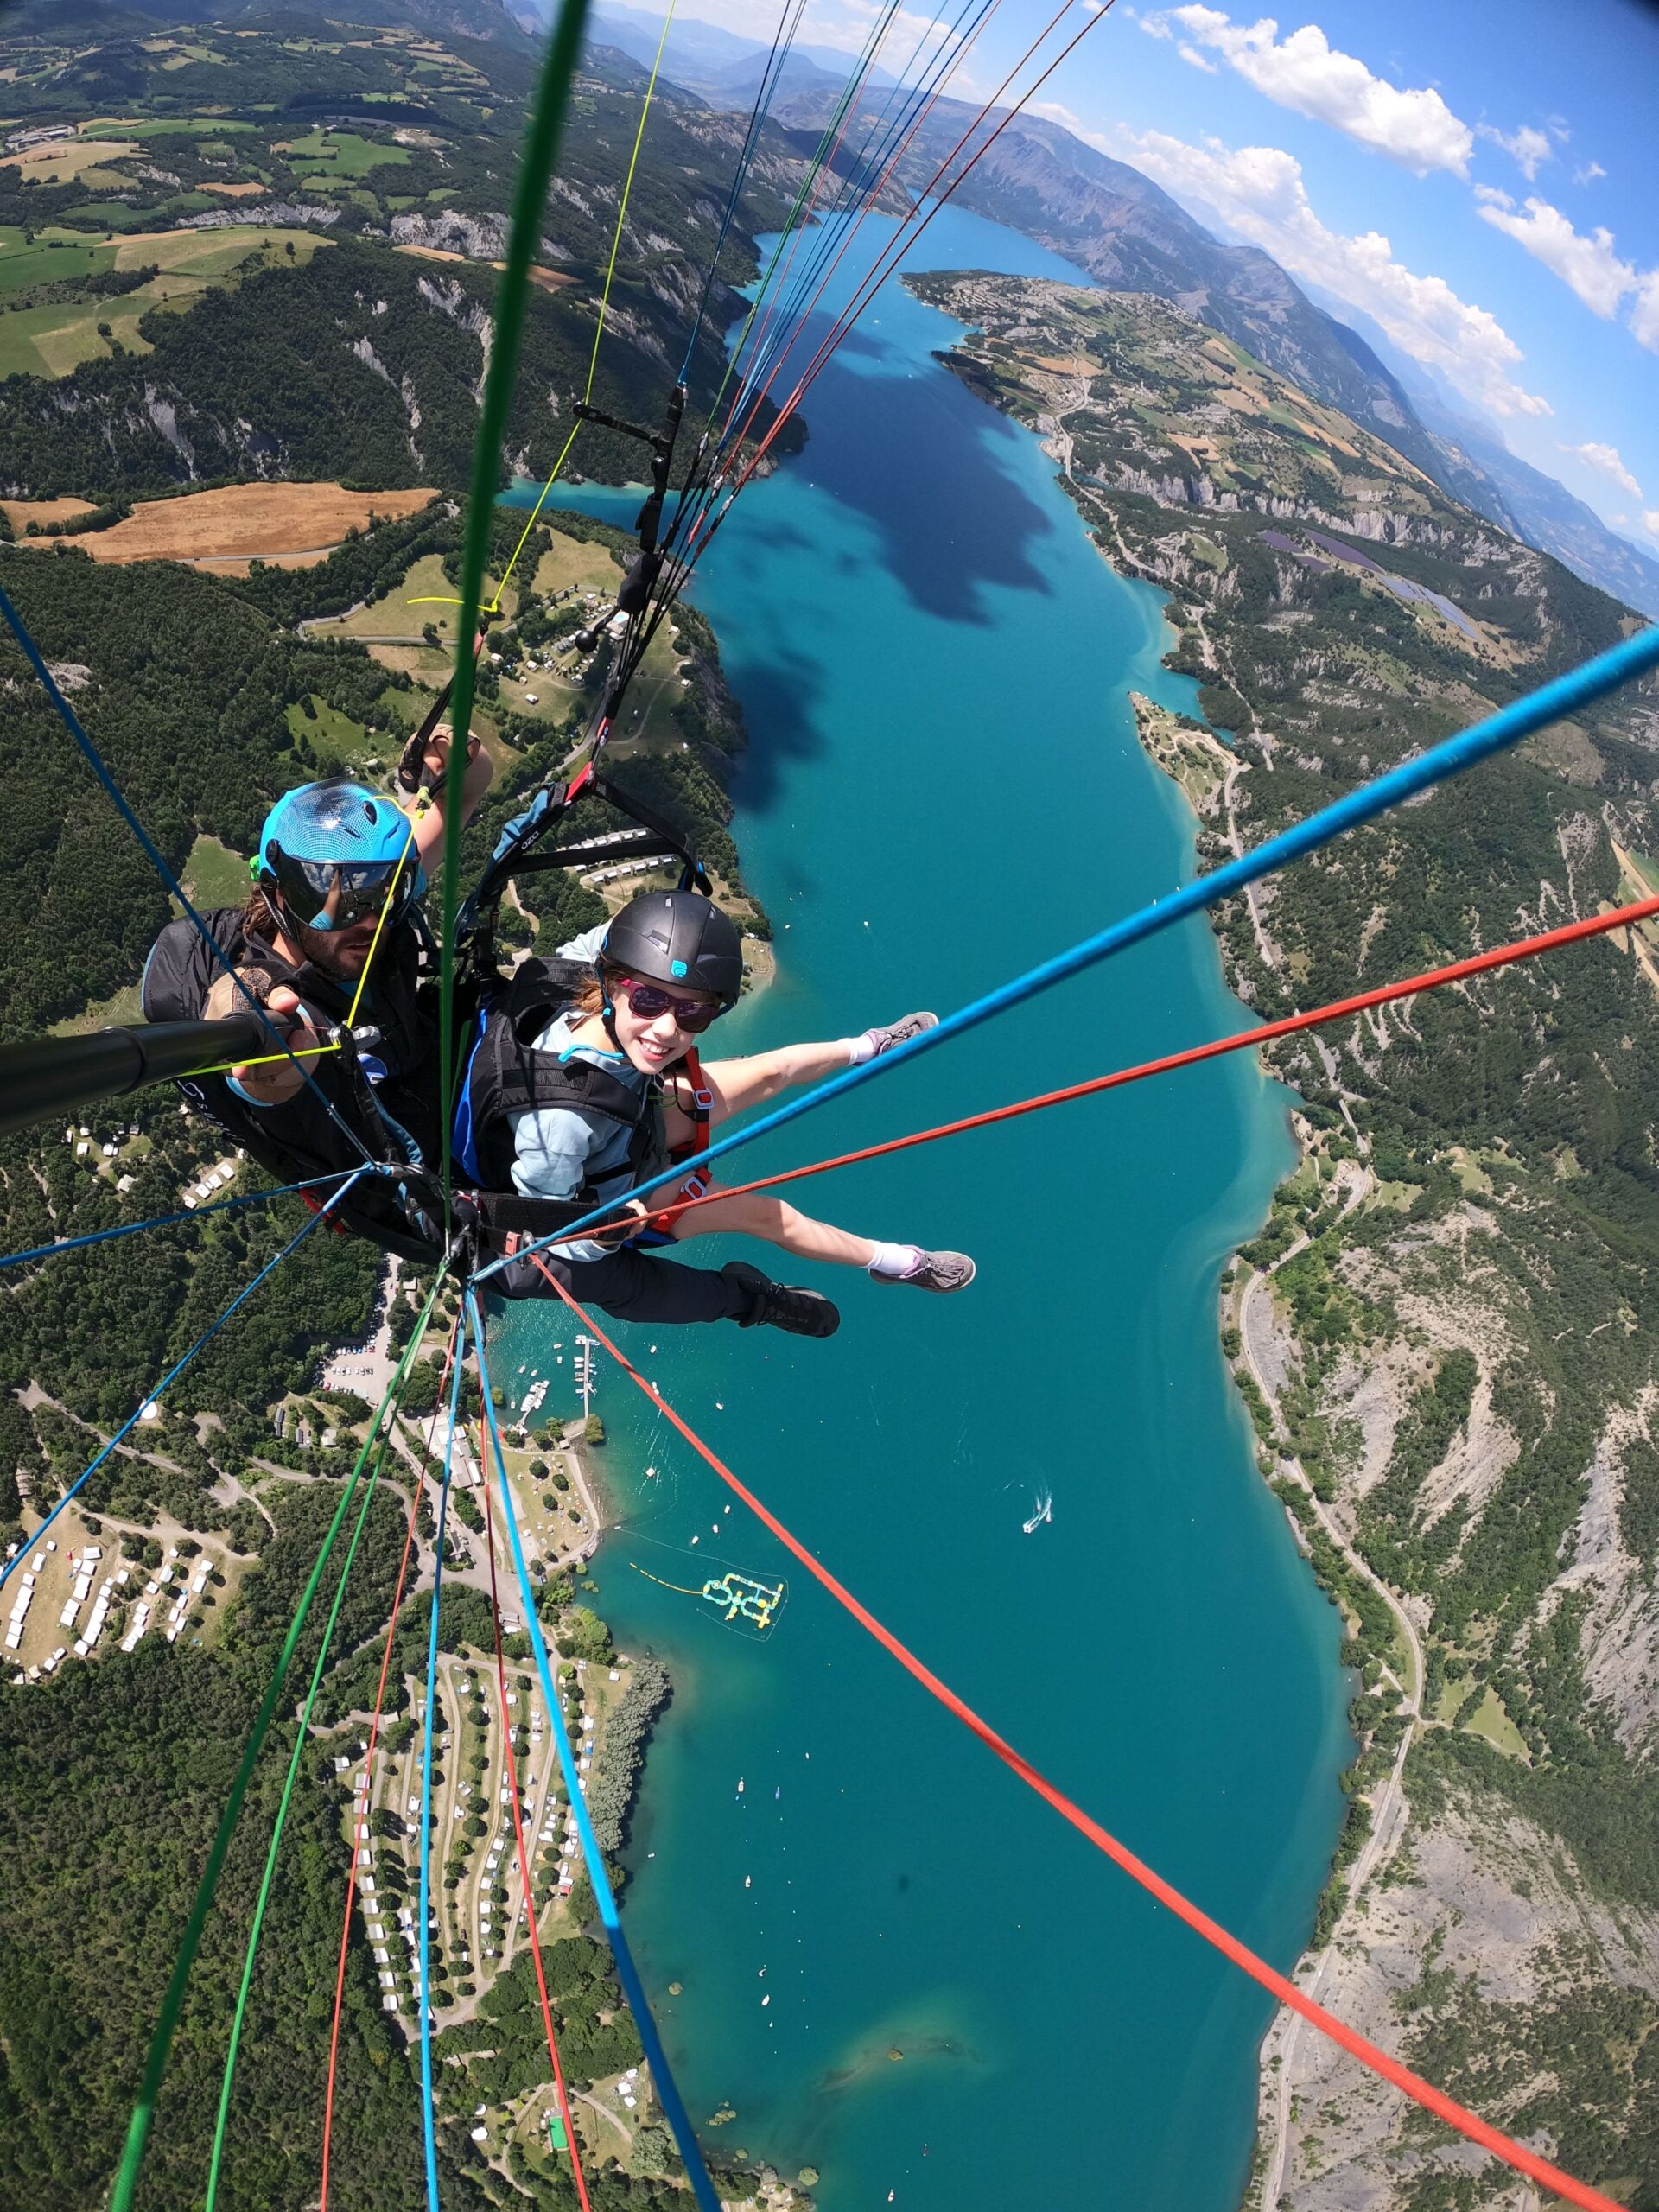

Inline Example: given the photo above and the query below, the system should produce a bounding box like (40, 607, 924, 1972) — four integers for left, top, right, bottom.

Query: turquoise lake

(493, 204, 1352, 2209)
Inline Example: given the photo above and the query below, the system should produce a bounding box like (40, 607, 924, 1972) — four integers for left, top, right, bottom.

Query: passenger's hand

(588, 1198, 650, 1250)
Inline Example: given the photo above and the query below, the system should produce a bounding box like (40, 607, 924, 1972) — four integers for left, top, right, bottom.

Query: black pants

(493, 1242, 756, 1325)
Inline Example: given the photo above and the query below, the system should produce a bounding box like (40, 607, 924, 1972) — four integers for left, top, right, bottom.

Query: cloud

(1179, 41, 1219, 70)
(1115, 126, 1550, 417)
(1632, 270, 1659, 353)
(1560, 442, 1643, 498)
(1476, 122, 1553, 181)
(1645, 511, 1659, 541)
(1141, 8, 1473, 175)
(1475, 188, 1637, 318)
(1574, 160, 1607, 185)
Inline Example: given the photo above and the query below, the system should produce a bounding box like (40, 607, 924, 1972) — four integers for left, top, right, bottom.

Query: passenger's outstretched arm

(692, 1039, 856, 1122)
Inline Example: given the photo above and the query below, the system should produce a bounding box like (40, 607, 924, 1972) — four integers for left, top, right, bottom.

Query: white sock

(867, 1241, 923, 1279)
(841, 1033, 874, 1065)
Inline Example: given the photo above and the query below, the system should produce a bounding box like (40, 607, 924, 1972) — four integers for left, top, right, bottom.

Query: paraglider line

(493, 0, 682, 606)
(534, 887, 1659, 1248)
(521, 1254, 1629, 2212)
(105, 1226, 432, 2212)
(0, 582, 379, 1166)
(416, 1343, 465, 2212)
(474, 620, 1659, 1282)
(0, 1169, 367, 1599)
(478, 1391, 595, 2212)
(436, 0, 594, 1224)
(319, 1294, 455, 2212)
(716, 0, 1117, 505)
(0, 1169, 364, 1274)
(677, 0, 810, 381)
(467, 1291, 724, 2212)
(205, 1429, 396, 2212)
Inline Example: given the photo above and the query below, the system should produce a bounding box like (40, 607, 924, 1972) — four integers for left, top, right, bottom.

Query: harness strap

(463, 1190, 610, 1242)
(299, 1189, 352, 1237)
(656, 1046, 714, 1228)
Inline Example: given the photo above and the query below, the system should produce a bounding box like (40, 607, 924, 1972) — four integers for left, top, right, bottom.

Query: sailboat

(1022, 1487, 1052, 1535)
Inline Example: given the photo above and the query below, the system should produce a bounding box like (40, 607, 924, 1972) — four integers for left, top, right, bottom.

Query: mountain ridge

(596, 3, 1656, 620)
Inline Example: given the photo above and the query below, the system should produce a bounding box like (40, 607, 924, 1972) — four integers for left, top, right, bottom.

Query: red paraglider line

(715, 0, 1117, 509)
(479, 1389, 594, 2212)
(524, 1253, 1628, 2212)
(548, 888, 1659, 1247)
(320, 1319, 460, 2212)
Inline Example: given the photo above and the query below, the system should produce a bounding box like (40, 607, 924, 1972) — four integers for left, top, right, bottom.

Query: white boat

(1022, 1488, 1052, 1535)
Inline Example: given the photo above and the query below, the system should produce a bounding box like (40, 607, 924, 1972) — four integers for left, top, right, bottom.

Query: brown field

(2, 496, 98, 530)
(27, 482, 438, 569)
(206, 181, 265, 199)
(393, 242, 573, 293)
(2, 138, 140, 181)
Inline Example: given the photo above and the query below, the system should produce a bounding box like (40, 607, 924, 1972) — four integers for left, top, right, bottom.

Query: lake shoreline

(511, 207, 1348, 2212)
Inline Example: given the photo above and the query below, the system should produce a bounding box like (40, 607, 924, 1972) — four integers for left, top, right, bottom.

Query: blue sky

(647, 0, 1659, 549)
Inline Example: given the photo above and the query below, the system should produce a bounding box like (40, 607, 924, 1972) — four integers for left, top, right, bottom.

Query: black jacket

(142, 906, 444, 1259)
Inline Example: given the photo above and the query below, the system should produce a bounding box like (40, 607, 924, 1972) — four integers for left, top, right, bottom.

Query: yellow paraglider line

(410, 0, 682, 620)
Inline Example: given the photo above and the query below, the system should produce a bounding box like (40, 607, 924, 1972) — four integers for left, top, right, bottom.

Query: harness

(453, 956, 713, 1256)
(141, 906, 447, 1262)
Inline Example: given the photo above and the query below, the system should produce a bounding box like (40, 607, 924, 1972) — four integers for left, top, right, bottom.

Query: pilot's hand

(204, 969, 322, 1105)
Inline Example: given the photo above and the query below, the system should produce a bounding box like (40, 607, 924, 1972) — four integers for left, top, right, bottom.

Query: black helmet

(601, 889, 742, 1010)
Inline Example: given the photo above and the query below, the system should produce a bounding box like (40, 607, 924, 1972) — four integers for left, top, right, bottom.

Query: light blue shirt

(510, 926, 653, 1260)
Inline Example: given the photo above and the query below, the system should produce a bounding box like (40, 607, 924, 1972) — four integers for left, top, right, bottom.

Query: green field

(280, 128, 410, 177)
(309, 551, 512, 643)
(48, 981, 144, 1038)
(284, 696, 378, 772)
(0, 225, 327, 378)
(1461, 1685, 1529, 1761)
(0, 227, 112, 293)
(530, 531, 622, 599)
(83, 117, 257, 139)
(180, 832, 252, 909)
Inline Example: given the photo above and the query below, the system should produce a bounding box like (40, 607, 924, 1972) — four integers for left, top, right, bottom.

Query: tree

(583, 1414, 605, 1446)
(563, 1605, 612, 1665)
(628, 2123, 672, 2178)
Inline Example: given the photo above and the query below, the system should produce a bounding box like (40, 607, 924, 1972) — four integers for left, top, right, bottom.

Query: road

(1236, 1173, 1427, 2212)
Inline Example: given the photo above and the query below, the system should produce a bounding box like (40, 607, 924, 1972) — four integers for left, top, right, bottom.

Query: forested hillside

(0, 15, 803, 497)
(0, 1478, 702, 2212)
(916, 270, 1659, 2211)
(0, 5, 821, 2206)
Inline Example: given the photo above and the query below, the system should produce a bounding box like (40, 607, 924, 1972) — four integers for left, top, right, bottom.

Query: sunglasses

(611, 975, 721, 1033)
(268, 854, 424, 935)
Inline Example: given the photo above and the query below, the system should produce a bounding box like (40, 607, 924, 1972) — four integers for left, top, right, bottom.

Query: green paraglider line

(108, 1273, 445, 2212)
(435, 0, 594, 1223)
(201, 1433, 392, 2211)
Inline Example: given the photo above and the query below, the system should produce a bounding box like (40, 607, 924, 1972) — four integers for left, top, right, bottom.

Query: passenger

(141, 733, 493, 1256)
(467, 888, 976, 1337)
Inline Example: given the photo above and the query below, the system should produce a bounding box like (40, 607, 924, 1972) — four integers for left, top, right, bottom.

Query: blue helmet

(254, 778, 426, 935)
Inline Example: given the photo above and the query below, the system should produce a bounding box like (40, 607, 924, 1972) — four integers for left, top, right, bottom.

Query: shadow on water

(757, 302, 1061, 626)
(713, 631, 828, 824)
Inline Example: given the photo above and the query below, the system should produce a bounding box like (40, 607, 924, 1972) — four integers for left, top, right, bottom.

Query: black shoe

(723, 1261, 841, 1338)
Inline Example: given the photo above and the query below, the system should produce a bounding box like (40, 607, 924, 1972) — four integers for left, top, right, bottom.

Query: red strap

(665, 1045, 713, 1166)
(300, 1188, 350, 1236)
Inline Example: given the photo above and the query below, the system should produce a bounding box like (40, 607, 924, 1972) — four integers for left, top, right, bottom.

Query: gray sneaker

(862, 1010, 939, 1058)
(875, 1249, 976, 1294)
